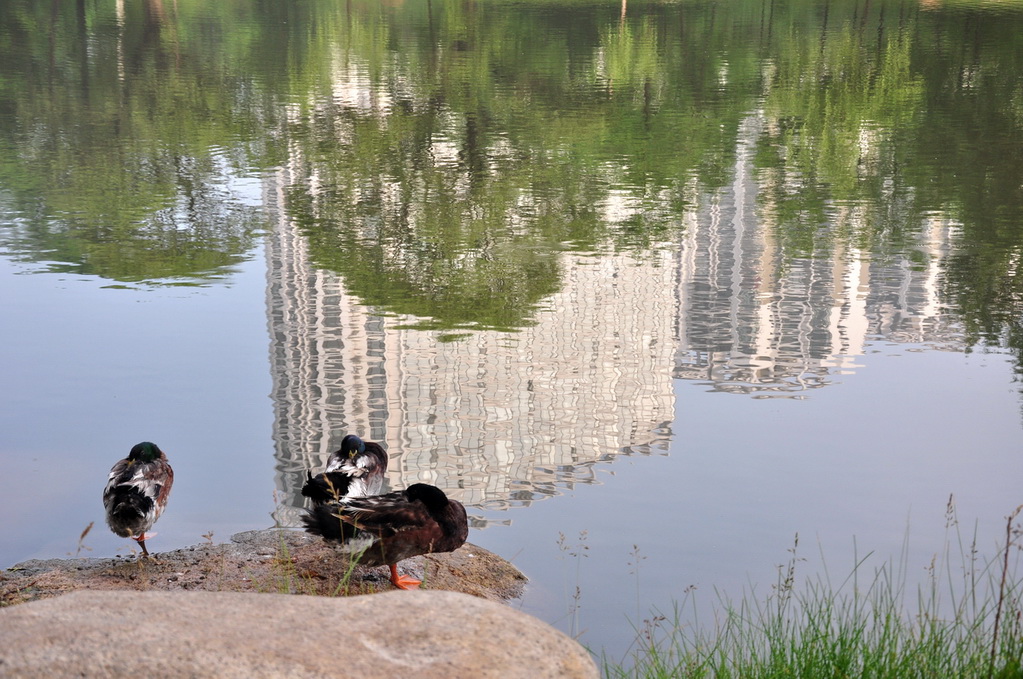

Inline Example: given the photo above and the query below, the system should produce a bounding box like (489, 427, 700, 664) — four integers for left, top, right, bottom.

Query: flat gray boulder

(0, 589, 597, 678)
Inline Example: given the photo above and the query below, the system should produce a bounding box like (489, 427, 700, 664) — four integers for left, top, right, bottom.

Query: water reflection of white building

(673, 113, 961, 396)
(265, 166, 678, 525)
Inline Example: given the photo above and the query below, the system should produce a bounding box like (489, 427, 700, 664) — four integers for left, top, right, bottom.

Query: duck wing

(337, 491, 431, 538)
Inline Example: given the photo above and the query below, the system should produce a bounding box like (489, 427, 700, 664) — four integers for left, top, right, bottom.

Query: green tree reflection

(751, 1, 1023, 375)
(0, 0, 268, 283)
(277, 0, 754, 328)
(1, 0, 1022, 349)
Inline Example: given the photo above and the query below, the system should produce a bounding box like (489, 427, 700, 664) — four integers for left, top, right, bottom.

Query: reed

(604, 502, 1023, 678)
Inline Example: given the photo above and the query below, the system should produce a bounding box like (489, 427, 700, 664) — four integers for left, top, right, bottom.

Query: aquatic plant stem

(989, 504, 1023, 679)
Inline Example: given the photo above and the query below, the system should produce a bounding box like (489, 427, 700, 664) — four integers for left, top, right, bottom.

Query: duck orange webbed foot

(389, 564, 421, 590)
(131, 533, 157, 558)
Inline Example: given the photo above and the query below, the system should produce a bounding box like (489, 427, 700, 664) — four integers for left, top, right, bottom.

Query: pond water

(2, 0, 1023, 664)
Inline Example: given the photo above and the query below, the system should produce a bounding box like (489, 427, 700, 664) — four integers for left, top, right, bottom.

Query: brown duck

(301, 483, 468, 589)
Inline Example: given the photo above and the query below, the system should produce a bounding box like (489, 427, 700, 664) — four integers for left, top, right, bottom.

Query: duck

(301, 434, 388, 503)
(102, 441, 174, 557)
(301, 483, 468, 590)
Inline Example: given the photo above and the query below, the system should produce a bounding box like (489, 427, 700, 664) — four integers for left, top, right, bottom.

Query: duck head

(127, 441, 164, 464)
(339, 434, 367, 459)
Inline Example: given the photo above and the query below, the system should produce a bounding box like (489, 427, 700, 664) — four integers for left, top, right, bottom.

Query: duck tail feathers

(301, 503, 353, 541)
(301, 472, 352, 504)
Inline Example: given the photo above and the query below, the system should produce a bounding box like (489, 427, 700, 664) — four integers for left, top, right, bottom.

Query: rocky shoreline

(1, 528, 527, 605)
(0, 530, 603, 678)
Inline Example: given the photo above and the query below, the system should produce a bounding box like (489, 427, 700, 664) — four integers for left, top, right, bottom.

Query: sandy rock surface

(1, 529, 526, 604)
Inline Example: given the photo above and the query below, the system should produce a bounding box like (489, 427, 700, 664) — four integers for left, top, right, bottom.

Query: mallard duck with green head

(103, 441, 174, 557)
(302, 483, 468, 590)
(301, 434, 388, 504)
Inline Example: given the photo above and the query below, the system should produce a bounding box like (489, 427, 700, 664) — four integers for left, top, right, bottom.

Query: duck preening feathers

(301, 434, 388, 503)
(301, 483, 468, 590)
(102, 441, 174, 557)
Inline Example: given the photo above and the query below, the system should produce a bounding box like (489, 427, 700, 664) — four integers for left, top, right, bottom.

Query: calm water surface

(2, 0, 1023, 663)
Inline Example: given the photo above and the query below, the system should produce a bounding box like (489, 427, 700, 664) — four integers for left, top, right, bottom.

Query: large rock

(0, 589, 597, 678)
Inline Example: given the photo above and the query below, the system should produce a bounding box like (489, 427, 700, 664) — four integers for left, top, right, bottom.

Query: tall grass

(605, 502, 1023, 678)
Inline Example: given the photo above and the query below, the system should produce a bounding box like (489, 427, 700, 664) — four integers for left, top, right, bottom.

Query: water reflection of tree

(273, 0, 1023, 353)
(907, 8, 1023, 386)
(0, 1, 267, 281)
(273, 0, 754, 329)
(3, 0, 1023, 370)
(753, 0, 1023, 389)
